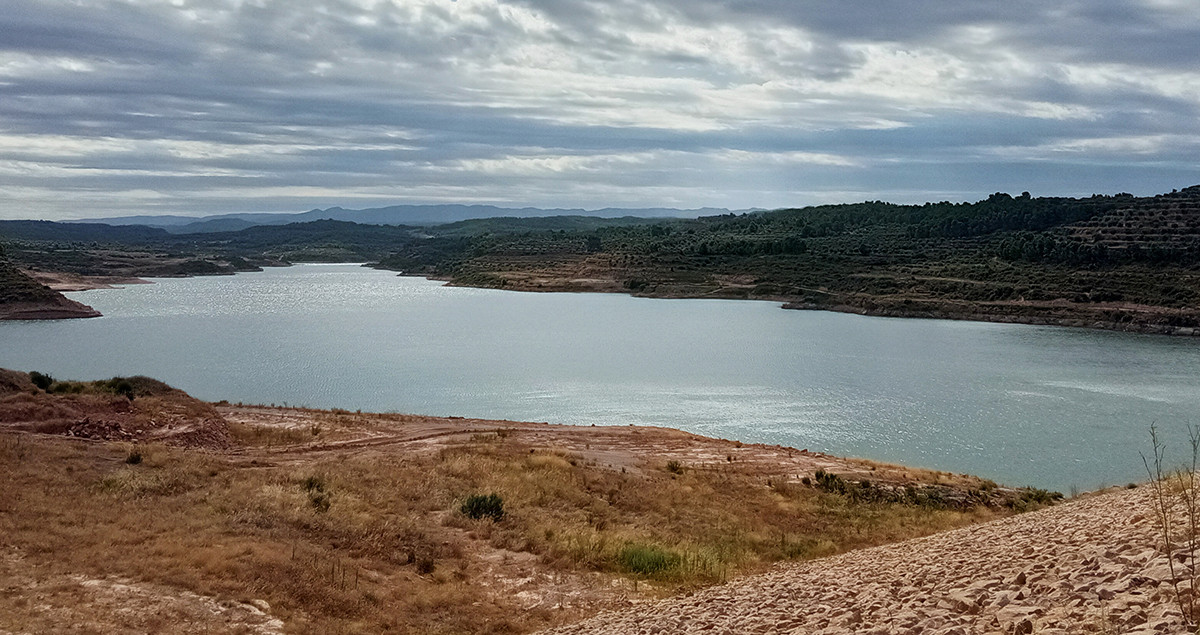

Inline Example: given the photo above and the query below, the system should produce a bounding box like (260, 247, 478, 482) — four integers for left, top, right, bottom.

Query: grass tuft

(617, 543, 680, 577)
(461, 493, 505, 522)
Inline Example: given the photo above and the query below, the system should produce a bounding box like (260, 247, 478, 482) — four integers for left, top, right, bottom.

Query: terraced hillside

(1068, 186, 1200, 251)
(378, 185, 1200, 334)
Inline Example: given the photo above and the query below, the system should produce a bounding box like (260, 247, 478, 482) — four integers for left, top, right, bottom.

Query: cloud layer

(2, 0, 1198, 219)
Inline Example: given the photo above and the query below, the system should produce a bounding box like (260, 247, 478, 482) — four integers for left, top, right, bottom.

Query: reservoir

(2, 263, 1198, 493)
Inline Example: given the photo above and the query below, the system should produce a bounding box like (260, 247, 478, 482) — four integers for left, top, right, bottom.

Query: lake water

(2, 263, 1199, 492)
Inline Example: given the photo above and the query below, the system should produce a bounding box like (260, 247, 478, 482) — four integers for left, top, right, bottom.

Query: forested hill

(374, 185, 1200, 334)
(4, 186, 1200, 332)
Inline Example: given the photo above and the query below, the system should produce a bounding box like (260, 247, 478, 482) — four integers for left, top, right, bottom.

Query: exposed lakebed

(2, 263, 1198, 492)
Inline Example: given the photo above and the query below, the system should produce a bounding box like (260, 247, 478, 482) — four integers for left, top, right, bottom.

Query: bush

(460, 493, 504, 522)
(301, 474, 331, 512)
(125, 450, 143, 465)
(309, 491, 331, 513)
(666, 460, 684, 474)
(813, 469, 848, 495)
(301, 475, 326, 492)
(107, 379, 135, 400)
(28, 371, 54, 391)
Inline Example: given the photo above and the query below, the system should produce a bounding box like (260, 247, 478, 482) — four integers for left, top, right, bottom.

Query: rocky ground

(542, 484, 1194, 634)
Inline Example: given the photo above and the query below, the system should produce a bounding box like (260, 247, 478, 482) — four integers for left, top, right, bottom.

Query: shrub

(666, 460, 684, 474)
(813, 469, 848, 495)
(49, 381, 84, 394)
(460, 493, 504, 522)
(309, 491, 331, 513)
(301, 475, 326, 492)
(28, 371, 54, 391)
(125, 450, 143, 465)
(301, 474, 331, 512)
(105, 378, 135, 400)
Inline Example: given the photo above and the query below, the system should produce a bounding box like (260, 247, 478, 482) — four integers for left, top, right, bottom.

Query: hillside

(0, 369, 1058, 634)
(542, 483, 1189, 634)
(0, 247, 100, 320)
(68, 204, 724, 234)
(375, 185, 1200, 335)
(5, 186, 1200, 332)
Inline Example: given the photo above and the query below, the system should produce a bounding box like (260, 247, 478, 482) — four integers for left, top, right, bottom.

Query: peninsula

(0, 248, 100, 320)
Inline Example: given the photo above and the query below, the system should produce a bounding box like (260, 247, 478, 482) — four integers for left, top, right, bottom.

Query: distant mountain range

(69, 204, 738, 234)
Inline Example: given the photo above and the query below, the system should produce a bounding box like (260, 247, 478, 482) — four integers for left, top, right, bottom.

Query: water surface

(2, 263, 1198, 492)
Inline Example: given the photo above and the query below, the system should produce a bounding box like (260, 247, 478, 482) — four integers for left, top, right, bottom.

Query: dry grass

(0, 404, 1018, 635)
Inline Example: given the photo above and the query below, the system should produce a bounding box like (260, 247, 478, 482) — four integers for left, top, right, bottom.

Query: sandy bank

(20, 269, 151, 292)
(542, 484, 1189, 634)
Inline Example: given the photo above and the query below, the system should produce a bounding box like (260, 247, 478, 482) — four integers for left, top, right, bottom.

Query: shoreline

(21, 269, 152, 292)
(412, 268, 1200, 337)
(781, 299, 1200, 337)
(26, 261, 1200, 337)
(0, 298, 102, 320)
(0, 385, 1041, 634)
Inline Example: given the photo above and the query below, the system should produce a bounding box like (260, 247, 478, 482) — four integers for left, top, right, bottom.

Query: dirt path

(541, 485, 1189, 634)
(218, 405, 987, 488)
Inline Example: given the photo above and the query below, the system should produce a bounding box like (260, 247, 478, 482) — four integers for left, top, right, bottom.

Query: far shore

(33, 261, 1200, 338)
(22, 269, 152, 292)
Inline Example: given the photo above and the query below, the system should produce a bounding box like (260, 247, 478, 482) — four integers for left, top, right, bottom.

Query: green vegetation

(460, 492, 505, 522)
(811, 469, 1060, 512)
(6, 185, 1200, 331)
(617, 543, 681, 578)
(369, 185, 1200, 332)
(28, 371, 54, 392)
(38, 375, 174, 399)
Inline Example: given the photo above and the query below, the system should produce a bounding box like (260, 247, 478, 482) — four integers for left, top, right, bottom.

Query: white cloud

(0, 0, 1197, 218)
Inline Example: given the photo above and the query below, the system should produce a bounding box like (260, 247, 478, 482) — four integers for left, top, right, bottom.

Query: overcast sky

(2, 0, 1199, 220)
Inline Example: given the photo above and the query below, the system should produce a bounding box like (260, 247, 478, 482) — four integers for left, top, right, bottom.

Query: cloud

(0, 0, 1197, 219)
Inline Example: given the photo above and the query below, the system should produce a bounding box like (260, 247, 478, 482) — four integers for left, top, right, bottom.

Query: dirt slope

(0, 252, 100, 320)
(541, 485, 1189, 634)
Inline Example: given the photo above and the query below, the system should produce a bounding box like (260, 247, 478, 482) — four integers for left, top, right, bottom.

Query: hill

(7, 186, 1200, 333)
(0, 371, 1052, 634)
(69, 204, 728, 233)
(0, 247, 100, 320)
(374, 185, 1200, 335)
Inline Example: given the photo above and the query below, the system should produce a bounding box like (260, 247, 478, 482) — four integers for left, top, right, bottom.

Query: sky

(2, 0, 1199, 220)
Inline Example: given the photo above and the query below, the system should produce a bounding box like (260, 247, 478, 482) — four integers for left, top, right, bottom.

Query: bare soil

(542, 484, 1193, 634)
(0, 381, 1027, 634)
(21, 270, 151, 292)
